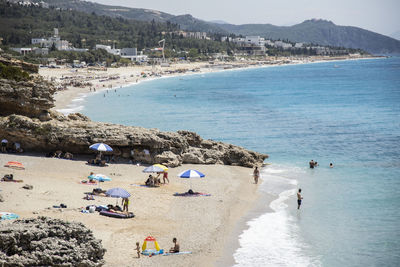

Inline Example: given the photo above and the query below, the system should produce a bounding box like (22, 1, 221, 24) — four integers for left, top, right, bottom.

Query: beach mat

(79, 181, 98, 186)
(173, 192, 211, 197)
(131, 184, 160, 188)
(1, 179, 23, 183)
(0, 212, 19, 220)
(163, 252, 192, 256)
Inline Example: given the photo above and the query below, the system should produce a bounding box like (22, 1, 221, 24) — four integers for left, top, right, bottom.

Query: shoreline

(0, 153, 262, 266)
(40, 55, 380, 114)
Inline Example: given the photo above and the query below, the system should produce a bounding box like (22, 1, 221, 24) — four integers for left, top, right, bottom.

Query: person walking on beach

(297, 189, 303, 210)
(253, 166, 260, 184)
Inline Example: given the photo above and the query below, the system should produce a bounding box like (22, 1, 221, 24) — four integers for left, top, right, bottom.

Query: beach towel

(163, 252, 192, 256)
(0, 212, 19, 220)
(130, 183, 160, 188)
(79, 181, 98, 186)
(173, 192, 211, 197)
(1, 178, 23, 183)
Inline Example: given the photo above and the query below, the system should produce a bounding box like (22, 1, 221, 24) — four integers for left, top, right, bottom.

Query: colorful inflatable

(141, 236, 163, 256)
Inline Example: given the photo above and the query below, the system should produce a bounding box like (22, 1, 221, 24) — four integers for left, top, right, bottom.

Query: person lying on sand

(169, 238, 180, 253)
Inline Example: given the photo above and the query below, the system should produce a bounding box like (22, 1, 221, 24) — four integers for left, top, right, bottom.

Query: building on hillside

(294, 43, 304, 48)
(31, 28, 71, 50)
(95, 44, 120, 55)
(11, 47, 49, 55)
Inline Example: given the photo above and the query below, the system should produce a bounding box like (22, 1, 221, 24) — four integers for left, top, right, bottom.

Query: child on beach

(135, 242, 140, 258)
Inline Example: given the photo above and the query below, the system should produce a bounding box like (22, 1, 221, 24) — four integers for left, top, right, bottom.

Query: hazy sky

(90, 0, 399, 36)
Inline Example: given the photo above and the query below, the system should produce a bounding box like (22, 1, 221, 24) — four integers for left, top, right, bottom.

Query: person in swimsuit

(253, 166, 260, 184)
(309, 160, 315, 169)
(297, 189, 303, 210)
(163, 171, 169, 184)
(169, 238, 180, 253)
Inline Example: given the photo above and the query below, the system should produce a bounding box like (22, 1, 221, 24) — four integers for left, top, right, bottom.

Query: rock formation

(0, 56, 268, 167)
(0, 217, 106, 267)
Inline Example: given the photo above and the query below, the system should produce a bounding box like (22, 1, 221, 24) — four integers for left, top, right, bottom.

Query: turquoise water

(82, 58, 400, 266)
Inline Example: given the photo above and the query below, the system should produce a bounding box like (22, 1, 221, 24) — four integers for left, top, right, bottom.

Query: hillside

(0, 1, 230, 54)
(217, 19, 400, 54)
(37, 0, 400, 54)
(44, 0, 174, 22)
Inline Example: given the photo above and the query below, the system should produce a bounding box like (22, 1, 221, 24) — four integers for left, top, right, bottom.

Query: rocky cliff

(0, 217, 106, 266)
(0, 56, 267, 167)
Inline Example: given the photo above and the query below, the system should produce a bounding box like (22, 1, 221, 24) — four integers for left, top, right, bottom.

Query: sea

(78, 57, 400, 267)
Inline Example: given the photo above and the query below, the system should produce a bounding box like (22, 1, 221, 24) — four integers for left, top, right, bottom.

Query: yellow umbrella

(153, 164, 168, 172)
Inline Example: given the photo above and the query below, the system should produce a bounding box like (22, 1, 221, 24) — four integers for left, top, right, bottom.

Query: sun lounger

(99, 210, 135, 219)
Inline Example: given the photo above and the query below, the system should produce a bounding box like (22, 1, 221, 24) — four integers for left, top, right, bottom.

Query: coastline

(39, 55, 379, 113)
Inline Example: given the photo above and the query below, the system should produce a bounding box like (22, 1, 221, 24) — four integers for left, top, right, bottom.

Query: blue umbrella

(105, 188, 131, 198)
(89, 143, 113, 152)
(177, 169, 205, 190)
(177, 169, 205, 178)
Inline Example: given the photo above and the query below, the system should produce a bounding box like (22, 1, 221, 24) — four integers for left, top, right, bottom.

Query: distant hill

(40, 0, 400, 54)
(217, 19, 400, 54)
(390, 30, 400, 41)
(43, 0, 174, 22)
(168, 14, 228, 34)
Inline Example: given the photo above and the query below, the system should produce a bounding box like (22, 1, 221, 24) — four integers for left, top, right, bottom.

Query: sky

(89, 0, 400, 36)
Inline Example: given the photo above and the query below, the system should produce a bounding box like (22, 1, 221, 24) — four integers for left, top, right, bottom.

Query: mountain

(42, 0, 174, 22)
(390, 30, 400, 41)
(209, 20, 230, 25)
(168, 14, 228, 34)
(216, 19, 400, 54)
(39, 0, 400, 54)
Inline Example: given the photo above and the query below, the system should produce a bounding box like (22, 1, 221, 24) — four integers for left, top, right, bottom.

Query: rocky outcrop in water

(0, 217, 106, 267)
(0, 56, 268, 167)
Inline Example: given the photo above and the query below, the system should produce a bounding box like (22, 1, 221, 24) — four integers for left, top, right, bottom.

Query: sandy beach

(0, 153, 262, 266)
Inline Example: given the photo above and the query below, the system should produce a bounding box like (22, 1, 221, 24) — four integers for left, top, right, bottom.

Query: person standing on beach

(297, 189, 303, 210)
(253, 166, 260, 184)
(135, 242, 140, 258)
(163, 171, 169, 184)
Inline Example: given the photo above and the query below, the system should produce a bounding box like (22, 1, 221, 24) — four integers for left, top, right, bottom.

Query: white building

(294, 43, 304, 48)
(245, 36, 265, 46)
(31, 28, 71, 51)
(95, 44, 120, 55)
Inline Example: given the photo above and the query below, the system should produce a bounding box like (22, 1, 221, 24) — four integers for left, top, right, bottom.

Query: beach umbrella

(142, 165, 164, 173)
(177, 169, 205, 178)
(105, 188, 131, 198)
(153, 164, 168, 172)
(4, 161, 25, 170)
(89, 143, 113, 152)
(1, 139, 8, 143)
(88, 174, 111, 182)
(177, 169, 205, 189)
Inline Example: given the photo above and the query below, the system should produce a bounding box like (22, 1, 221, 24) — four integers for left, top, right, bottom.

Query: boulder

(0, 217, 105, 266)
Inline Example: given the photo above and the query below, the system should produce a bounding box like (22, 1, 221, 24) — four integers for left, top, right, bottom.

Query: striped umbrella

(177, 169, 205, 190)
(177, 169, 205, 178)
(89, 143, 113, 152)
